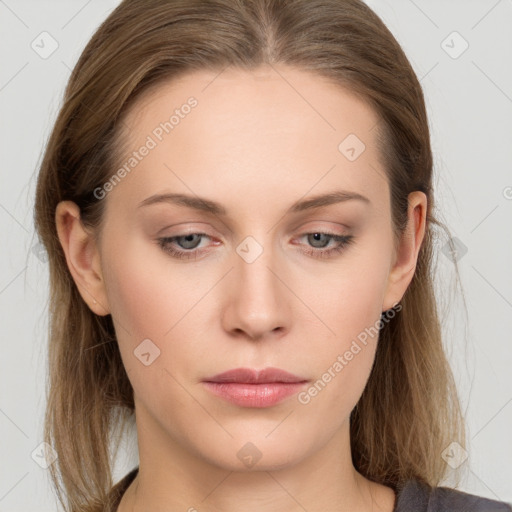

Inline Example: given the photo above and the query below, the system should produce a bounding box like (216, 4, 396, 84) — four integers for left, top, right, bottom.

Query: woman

(34, 0, 512, 511)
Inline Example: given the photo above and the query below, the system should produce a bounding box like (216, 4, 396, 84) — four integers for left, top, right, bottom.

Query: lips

(203, 367, 308, 384)
(202, 367, 309, 408)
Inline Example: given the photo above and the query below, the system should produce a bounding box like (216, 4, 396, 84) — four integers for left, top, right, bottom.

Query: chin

(193, 433, 313, 473)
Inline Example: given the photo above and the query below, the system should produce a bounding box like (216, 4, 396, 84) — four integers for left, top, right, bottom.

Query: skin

(55, 64, 426, 512)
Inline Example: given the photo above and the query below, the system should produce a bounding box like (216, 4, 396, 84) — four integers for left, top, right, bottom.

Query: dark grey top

(394, 478, 512, 511)
(107, 467, 512, 512)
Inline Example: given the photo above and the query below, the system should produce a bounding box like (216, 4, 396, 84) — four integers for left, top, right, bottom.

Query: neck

(118, 402, 396, 512)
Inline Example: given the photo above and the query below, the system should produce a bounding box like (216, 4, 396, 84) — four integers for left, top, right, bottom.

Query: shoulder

(394, 479, 512, 512)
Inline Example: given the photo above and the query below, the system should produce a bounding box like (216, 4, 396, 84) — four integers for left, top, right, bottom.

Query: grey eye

(307, 233, 331, 248)
(175, 234, 203, 249)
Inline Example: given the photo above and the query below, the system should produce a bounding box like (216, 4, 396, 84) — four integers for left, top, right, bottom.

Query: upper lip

(203, 367, 308, 384)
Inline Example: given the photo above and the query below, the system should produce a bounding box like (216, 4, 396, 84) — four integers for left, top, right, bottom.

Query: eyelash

(157, 232, 354, 260)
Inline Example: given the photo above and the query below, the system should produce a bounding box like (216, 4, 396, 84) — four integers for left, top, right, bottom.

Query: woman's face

(68, 65, 425, 471)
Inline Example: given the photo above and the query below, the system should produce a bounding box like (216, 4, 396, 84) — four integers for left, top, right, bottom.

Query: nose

(220, 238, 291, 341)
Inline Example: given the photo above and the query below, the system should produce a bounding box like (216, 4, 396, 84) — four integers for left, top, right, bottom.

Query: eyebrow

(137, 190, 371, 215)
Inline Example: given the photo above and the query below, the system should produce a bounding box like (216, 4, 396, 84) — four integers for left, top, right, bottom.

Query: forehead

(109, 65, 388, 216)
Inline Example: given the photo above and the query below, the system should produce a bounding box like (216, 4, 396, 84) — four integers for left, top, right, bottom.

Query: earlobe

(381, 191, 427, 312)
(55, 200, 110, 316)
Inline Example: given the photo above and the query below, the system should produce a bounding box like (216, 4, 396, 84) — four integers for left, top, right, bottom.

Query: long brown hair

(34, 0, 467, 510)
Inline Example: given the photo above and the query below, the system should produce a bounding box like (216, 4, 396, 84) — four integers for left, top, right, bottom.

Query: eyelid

(155, 222, 215, 237)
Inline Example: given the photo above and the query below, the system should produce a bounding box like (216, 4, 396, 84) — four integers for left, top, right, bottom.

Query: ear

(382, 191, 427, 312)
(55, 200, 110, 316)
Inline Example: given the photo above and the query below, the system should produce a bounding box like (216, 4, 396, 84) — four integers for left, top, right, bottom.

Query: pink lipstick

(202, 367, 309, 408)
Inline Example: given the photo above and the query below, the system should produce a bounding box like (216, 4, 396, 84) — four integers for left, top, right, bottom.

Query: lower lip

(202, 381, 308, 408)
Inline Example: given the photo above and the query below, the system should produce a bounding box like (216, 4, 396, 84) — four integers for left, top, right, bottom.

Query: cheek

(102, 232, 195, 338)
(303, 231, 393, 339)
(103, 259, 167, 341)
(295, 234, 393, 409)
(101, 243, 201, 417)
(295, 290, 382, 425)
(101, 234, 215, 382)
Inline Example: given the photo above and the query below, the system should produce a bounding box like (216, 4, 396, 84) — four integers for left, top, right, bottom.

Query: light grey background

(0, 0, 511, 510)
